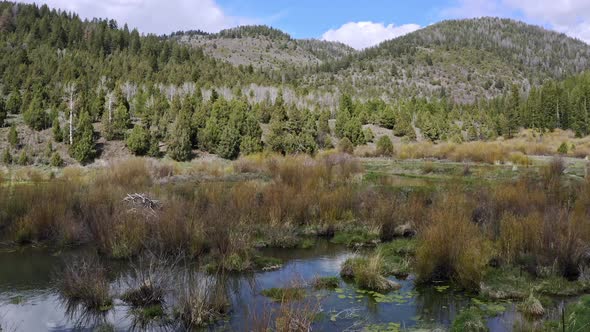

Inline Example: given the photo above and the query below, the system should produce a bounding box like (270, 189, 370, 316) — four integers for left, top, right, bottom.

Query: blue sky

(216, 0, 445, 39)
(22, 0, 590, 49)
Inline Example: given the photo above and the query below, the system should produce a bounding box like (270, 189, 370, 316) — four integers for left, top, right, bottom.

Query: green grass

(260, 287, 305, 301)
(311, 276, 340, 290)
(331, 230, 380, 247)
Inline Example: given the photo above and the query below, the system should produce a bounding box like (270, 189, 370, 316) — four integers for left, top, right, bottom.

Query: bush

(415, 198, 491, 290)
(557, 142, 569, 155)
(376, 136, 394, 156)
(338, 137, 354, 154)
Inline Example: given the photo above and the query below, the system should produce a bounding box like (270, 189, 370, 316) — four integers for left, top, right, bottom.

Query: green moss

(260, 287, 305, 302)
(537, 276, 590, 296)
(252, 256, 282, 270)
(299, 238, 315, 249)
(450, 308, 489, 332)
(377, 239, 416, 277)
(312, 276, 340, 290)
(480, 267, 531, 300)
(135, 305, 166, 319)
(331, 230, 379, 247)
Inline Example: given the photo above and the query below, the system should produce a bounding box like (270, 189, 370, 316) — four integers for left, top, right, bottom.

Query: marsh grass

(57, 257, 113, 312)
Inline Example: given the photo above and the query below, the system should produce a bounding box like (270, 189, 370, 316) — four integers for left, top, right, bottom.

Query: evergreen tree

(69, 111, 96, 163)
(126, 124, 150, 156)
(1, 149, 11, 165)
(52, 118, 63, 142)
(23, 93, 49, 130)
(376, 136, 394, 156)
(167, 113, 192, 161)
(6, 92, 20, 114)
(50, 152, 64, 167)
(7, 124, 18, 148)
(216, 120, 241, 159)
(338, 137, 354, 154)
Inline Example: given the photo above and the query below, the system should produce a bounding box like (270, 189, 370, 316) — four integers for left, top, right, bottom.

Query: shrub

(557, 142, 569, 155)
(376, 136, 394, 156)
(415, 197, 491, 290)
(338, 137, 354, 154)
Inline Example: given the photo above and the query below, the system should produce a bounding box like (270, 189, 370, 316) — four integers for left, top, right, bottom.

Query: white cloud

(442, 0, 590, 43)
(21, 0, 255, 34)
(321, 21, 421, 50)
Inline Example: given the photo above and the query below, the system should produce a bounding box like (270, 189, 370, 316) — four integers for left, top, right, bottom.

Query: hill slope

(301, 18, 590, 102)
(175, 25, 356, 69)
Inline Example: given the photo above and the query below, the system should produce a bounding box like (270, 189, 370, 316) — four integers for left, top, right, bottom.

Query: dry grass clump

(57, 257, 113, 312)
(518, 292, 545, 317)
(175, 273, 229, 329)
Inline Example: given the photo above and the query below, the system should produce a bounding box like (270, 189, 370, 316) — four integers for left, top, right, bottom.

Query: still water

(0, 241, 518, 331)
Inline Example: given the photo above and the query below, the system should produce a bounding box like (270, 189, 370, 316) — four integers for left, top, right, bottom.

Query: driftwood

(123, 193, 161, 216)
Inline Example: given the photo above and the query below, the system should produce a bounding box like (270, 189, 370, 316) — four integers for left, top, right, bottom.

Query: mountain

(174, 25, 356, 69)
(302, 17, 590, 103)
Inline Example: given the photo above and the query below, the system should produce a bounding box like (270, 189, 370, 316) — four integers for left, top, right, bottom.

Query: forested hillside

(1, 2, 590, 167)
(305, 18, 590, 102)
(176, 25, 355, 70)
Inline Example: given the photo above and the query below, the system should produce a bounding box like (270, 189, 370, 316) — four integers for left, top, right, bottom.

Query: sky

(20, 0, 590, 49)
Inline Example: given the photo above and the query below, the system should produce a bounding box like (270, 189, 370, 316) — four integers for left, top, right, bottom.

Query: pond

(0, 241, 527, 331)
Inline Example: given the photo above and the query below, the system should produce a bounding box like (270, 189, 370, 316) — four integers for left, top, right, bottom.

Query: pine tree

(216, 121, 241, 160)
(7, 124, 18, 148)
(167, 113, 192, 161)
(23, 93, 49, 130)
(50, 152, 63, 167)
(126, 124, 150, 156)
(376, 136, 394, 156)
(52, 118, 63, 142)
(1, 149, 11, 165)
(69, 111, 96, 163)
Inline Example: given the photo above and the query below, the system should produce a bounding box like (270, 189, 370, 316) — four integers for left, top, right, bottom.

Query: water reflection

(0, 241, 518, 331)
